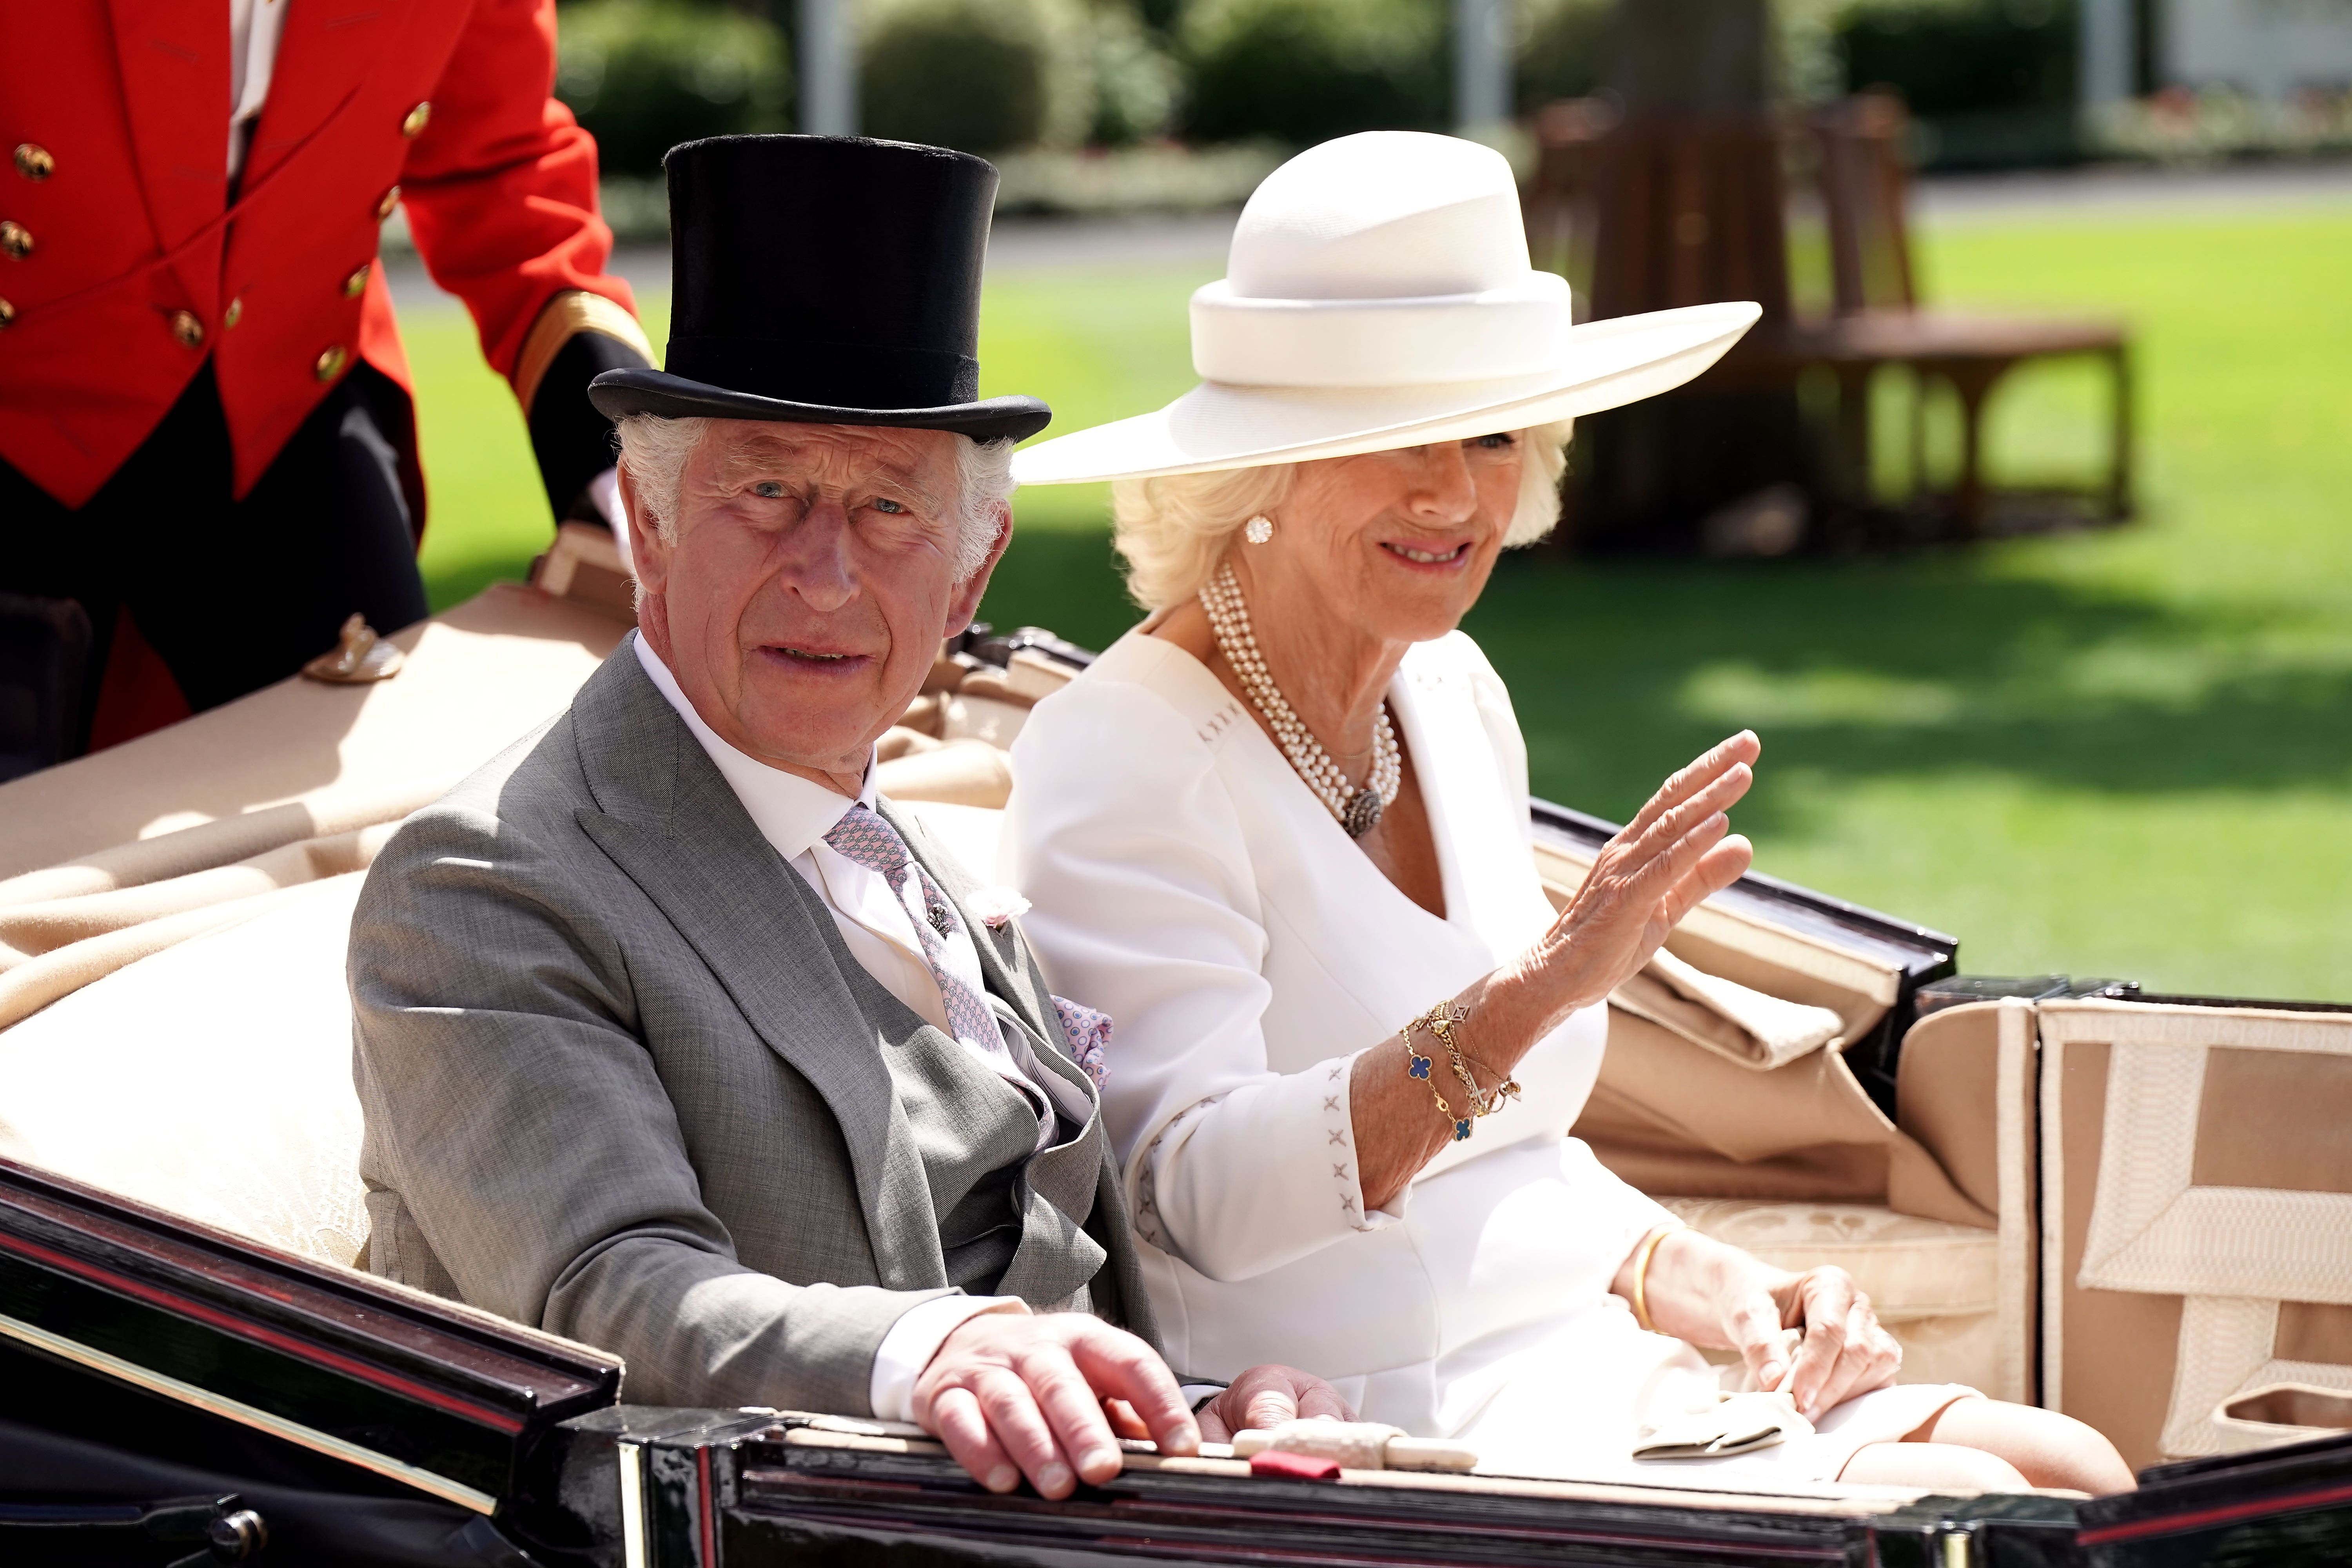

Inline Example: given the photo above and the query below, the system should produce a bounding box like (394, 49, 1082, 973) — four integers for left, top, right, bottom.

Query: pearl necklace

(1200, 561, 1400, 838)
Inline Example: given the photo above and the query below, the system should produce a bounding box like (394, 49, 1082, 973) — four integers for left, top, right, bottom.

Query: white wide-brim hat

(1010, 132, 1760, 486)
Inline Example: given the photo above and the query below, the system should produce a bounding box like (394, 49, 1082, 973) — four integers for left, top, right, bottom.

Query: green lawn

(403, 203, 2352, 1000)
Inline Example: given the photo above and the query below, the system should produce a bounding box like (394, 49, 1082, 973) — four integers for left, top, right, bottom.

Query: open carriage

(2, 528, 2348, 1566)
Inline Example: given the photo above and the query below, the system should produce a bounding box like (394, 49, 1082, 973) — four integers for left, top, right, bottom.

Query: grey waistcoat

(823, 872, 1121, 1319)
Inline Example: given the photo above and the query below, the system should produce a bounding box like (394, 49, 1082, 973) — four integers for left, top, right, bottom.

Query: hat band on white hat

(1189, 270, 1572, 390)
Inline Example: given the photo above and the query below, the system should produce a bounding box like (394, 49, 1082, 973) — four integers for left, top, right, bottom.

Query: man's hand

(912, 1314, 1200, 1499)
(1196, 1364, 1355, 1443)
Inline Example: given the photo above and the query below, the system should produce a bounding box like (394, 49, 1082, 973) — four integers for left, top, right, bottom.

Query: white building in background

(2083, 0, 2352, 106)
(2162, 0, 2352, 98)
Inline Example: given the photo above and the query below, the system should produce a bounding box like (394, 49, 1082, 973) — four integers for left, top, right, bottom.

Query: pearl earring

(1243, 515, 1274, 544)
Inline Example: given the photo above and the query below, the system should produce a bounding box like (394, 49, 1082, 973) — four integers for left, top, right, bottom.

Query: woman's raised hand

(1526, 731, 1759, 1015)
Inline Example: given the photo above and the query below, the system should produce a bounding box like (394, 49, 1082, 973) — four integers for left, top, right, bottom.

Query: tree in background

(1178, 0, 1448, 144)
(555, 0, 792, 178)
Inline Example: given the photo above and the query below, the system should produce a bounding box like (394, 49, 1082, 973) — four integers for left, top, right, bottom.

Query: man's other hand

(1196, 1365, 1355, 1443)
(912, 1314, 1200, 1499)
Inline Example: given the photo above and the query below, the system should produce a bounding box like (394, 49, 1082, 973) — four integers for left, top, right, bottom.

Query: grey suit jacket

(349, 640, 1158, 1414)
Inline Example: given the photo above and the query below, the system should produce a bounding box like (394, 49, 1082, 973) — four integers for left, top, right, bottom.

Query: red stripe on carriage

(0, 1229, 526, 1434)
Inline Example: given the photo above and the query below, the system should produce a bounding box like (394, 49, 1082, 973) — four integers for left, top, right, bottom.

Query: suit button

(0, 221, 31, 260)
(375, 185, 401, 220)
(170, 310, 204, 348)
(401, 101, 432, 138)
(343, 265, 370, 298)
(315, 344, 349, 381)
(224, 296, 243, 329)
(0, 298, 14, 330)
(12, 144, 52, 182)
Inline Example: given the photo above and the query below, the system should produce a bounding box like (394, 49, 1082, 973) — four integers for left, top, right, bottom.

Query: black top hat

(587, 136, 1049, 443)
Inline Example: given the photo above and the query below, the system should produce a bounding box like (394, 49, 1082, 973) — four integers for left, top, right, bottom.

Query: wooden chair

(1522, 94, 2136, 541)
(1800, 94, 2134, 537)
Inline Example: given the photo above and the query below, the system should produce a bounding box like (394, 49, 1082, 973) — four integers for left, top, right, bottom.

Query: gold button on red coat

(11, 144, 51, 182)
(0, 221, 31, 260)
(315, 344, 349, 381)
(170, 310, 204, 348)
(0, 298, 15, 330)
(343, 265, 370, 298)
(375, 185, 401, 220)
(401, 102, 432, 138)
(224, 297, 243, 329)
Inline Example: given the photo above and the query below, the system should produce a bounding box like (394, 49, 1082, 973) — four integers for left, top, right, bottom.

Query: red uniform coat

(0, 0, 638, 510)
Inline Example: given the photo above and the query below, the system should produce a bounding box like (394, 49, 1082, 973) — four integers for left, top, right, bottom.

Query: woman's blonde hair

(1109, 420, 1577, 611)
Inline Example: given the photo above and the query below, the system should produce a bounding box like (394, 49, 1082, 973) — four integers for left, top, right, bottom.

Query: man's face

(626, 420, 1006, 788)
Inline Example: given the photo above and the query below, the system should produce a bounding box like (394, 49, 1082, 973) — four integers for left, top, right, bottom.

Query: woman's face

(1247, 434, 1527, 647)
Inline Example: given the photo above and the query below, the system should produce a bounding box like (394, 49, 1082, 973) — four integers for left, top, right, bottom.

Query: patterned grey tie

(822, 802, 1011, 1061)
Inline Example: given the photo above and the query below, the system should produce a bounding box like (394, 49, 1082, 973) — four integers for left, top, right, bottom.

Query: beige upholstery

(2040, 998, 2352, 1469)
(0, 584, 630, 882)
(1659, 1197, 2000, 1390)
(0, 873, 373, 1268)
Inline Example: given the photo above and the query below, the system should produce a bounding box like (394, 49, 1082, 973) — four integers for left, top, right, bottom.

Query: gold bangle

(1630, 1222, 1682, 1335)
(1401, 1018, 1468, 1142)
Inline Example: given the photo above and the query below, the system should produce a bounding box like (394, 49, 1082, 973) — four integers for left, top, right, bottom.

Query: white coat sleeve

(1005, 681, 1400, 1286)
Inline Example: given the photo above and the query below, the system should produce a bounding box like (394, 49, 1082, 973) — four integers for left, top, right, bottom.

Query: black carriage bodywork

(8, 1150, 2349, 1568)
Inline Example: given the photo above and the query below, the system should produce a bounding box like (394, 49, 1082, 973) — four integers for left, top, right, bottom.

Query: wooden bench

(1524, 94, 2135, 541)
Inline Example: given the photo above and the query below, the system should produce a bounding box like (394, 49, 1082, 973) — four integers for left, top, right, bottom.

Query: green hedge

(1515, 0, 1612, 113)
(1836, 0, 2080, 167)
(1836, 0, 2075, 116)
(859, 0, 1154, 154)
(1179, 0, 1448, 145)
(554, 0, 790, 179)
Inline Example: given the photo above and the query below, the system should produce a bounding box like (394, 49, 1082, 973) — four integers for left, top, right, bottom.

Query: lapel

(568, 645, 941, 1290)
(879, 797, 1053, 1043)
(107, 0, 230, 307)
(243, 0, 412, 190)
(1389, 642, 1550, 962)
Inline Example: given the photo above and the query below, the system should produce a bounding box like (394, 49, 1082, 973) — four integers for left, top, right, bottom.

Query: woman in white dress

(1002, 132, 2131, 1494)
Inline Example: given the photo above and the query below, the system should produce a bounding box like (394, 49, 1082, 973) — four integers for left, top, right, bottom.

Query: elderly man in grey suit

(350, 134, 1340, 1501)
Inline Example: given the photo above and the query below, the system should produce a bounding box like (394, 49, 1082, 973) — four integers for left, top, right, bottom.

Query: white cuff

(869, 1295, 1030, 1424)
(587, 467, 633, 572)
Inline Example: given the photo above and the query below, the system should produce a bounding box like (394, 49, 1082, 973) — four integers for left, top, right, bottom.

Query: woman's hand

(1523, 732, 1760, 1017)
(1194, 1363, 1356, 1442)
(1745, 1267, 1904, 1418)
(1351, 732, 1759, 1213)
(1621, 1229, 1902, 1420)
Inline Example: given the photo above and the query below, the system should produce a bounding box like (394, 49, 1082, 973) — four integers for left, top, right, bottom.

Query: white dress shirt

(228, 0, 290, 179)
(633, 636, 1032, 1420)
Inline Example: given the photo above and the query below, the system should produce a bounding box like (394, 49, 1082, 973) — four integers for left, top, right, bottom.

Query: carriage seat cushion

(1657, 1197, 2002, 1390)
(0, 871, 372, 1268)
(1657, 1197, 1998, 1321)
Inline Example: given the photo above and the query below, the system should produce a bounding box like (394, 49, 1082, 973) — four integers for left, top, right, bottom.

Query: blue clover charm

(1452, 1119, 1472, 1142)
(1408, 1055, 1432, 1080)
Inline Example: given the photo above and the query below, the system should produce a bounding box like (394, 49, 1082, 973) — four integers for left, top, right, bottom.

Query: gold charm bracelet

(1400, 1017, 1469, 1143)
(1419, 1002, 1522, 1120)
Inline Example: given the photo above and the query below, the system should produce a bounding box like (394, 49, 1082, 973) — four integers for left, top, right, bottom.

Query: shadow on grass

(1469, 550, 2352, 837)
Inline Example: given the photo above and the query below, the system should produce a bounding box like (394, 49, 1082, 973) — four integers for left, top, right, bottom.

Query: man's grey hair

(613, 414, 1016, 582)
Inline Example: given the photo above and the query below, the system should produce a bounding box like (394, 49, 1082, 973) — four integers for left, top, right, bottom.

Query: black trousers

(0, 361, 429, 746)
